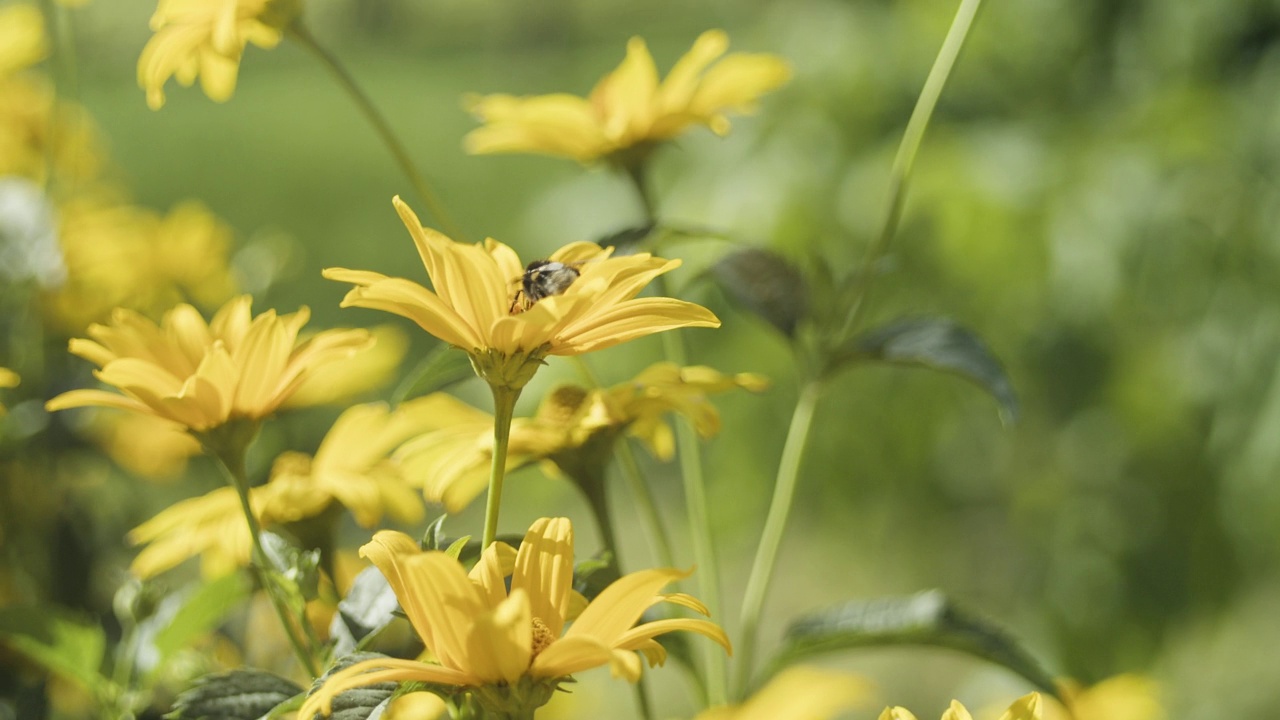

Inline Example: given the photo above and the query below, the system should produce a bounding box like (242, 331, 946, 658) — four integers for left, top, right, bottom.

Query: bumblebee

(509, 259, 582, 313)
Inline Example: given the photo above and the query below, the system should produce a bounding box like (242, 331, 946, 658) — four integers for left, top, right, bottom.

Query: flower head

(299, 517, 730, 718)
(326, 198, 718, 389)
(138, 0, 300, 110)
(696, 666, 870, 720)
(46, 295, 371, 433)
(395, 363, 767, 512)
(465, 30, 791, 164)
(883, 693, 1043, 720)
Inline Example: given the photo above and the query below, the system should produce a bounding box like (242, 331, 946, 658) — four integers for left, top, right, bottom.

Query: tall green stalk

(288, 23, 466, 241)
(481, 385, 521, 549)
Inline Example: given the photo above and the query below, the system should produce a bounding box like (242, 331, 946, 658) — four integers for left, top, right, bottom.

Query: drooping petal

(528, 633, 616, 679)
(297, 658, 478, 720)
(563, 567, 690, 645)
(614, 618, 731, 656)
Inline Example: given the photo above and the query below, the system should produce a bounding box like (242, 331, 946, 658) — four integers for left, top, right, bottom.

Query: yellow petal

(614, 618, 731, 656)
(659, 29, 729, 110)
(464, 589, 533, 683)
(510, 517, 575, 637)
(563, 566, 690, 644)
(879, 709, 918, 720)
(529, 634, 615, 679)
(712, 666, 870, 720)
(298, 658, 477, 720)
(998, 693, 1042, 720)
(593, 36, 660, 143)
(942, 701, 975, 720)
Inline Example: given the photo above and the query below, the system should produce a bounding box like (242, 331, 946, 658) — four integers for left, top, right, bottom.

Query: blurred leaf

(842, 317, 1017, 422)
(0, 606, 108, 695)
(167, 669, 302, 720)
(596, 223, 655, 249)
(261, 531, 321, 602)
(708, 248, 809, 338)
(329, 567, 400, 657)
(419, 515, 448, 551)
(392, 344, 474, 404)
(140, 572, 252, 680)
(768, 591, 1060, 700)
(572, 552, 619, 601)
(443, 536, 471, 560)
(307, 653, 399, 720)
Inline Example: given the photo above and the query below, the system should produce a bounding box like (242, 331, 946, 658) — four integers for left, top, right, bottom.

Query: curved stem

(840, 0, 985, 339)
(481, 385, 521, 549)
(213, 449, 321, 678)
(733, 380, 822, 699)
(287, 23, 466, 241)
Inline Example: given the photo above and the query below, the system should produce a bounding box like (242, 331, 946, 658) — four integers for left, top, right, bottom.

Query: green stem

(481, 385, 521, 548)
(213, 447, 321, 678)
(733, 380, 822, 699)
(841, 0, 984, 339)
(287, 23, 466, 241)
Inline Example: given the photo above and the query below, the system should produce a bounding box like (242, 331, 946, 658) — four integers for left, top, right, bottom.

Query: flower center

(530, 617, 555, 658)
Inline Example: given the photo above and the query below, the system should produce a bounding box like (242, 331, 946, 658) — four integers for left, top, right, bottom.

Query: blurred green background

(4, 0, 1280, 717)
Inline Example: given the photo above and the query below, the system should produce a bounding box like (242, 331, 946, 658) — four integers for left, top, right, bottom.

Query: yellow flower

(46, 295, 371, 433)
(883, 693, 1043, 720)
(138, 0, 300, 110)
(696, 666, 870, 720)
(0, 367, 18, 416)
(325, 197, 719, 389)
(1047, 675, 1164, 720)
(87, 412, 201, 480)
(299, 517, 730, 718)
(395, 363, 767, 513)
(464, 29, 791, 164)
(128, 398, 441, 577)
(0, 75, 102, 184)
(283, 324, 408, 407)
(0, 4, 47, 77)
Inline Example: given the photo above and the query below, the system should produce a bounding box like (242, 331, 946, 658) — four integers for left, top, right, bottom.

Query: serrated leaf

(0, 606, 108, 694)
(391, 345, 474, 404)
(167, 669, 302, 720)
(767, 591, 1060, 700)
(261, 531, 321, 601)
(329, 567, 400, 657)
(138, 572, 252, 679)
(306, 653, 399, 720)
(844, 317, 1018, 422)
(709, 248, 809, 338)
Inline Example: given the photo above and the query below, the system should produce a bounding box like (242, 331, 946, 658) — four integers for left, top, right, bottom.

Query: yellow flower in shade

(0, 367, 18, 415)
(128, 398, 441, 577)
(395, 362, 767, 513)
(138, 0, 300, 110)
(464, 30, 791, 165)
(883, 693, 1043, 720)
(326, 197, 719, 390)
(299, 518, 731, 718)
(1046, 675, 1164, 720)
(45, 295, 371, 433)
(0, 4, 47, 77)
(696, 666, 870, 720)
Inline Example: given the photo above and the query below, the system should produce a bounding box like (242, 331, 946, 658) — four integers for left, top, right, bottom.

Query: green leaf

(261, 531, 321, 602)
(139, 572, 252, 680)
(596, 223, 656, 249)
(443, 536, 471, 560)
(843, 317, 1018, 422)
(708, 248, 809, 338)
(768, 591, 1061, 701)
(167, 669, 303, 720)
(329, 567, 400, 657)
(572, 552, 619, 601)
(419, 515, 448, 551)
(0, 606, 108, 695)
(391, 344, 475, 404)
(306, 653, 399, 720)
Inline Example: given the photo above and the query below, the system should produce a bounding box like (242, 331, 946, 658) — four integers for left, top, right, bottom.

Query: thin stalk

(733, 380, 822, 699)
(841, 0, 985, 339)
(287, 23, 465, 241)
(215, 452, 321, 678)
(481, 386, 521, 548)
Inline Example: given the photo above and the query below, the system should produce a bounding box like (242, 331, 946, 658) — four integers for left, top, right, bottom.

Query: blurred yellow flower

(88, 412, 201, 480)
(464, 30, 791, 165)
(883, 693, 1043, 720)
(0, 367, 18, 415)
(696, 666, 870, 720)
(0, 4, 47, 77)
(0, 75, 102, 184)
(46, 295, 370, 433)
(383, 692, 447, 720)
(1047, 675, 1164, 720)
(326, 197, 718, 390)
(283, 324, 408, 407)
(395, 363, 766, 512)
(300, 518, 730, 719)
(138, 0, 300, 110)
(128, 398, 440, 577)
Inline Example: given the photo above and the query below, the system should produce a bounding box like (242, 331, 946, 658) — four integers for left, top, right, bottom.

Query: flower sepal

(472, 675, 561, 719)
(194, 418, 263, 478)
(468, 346, 549, 392)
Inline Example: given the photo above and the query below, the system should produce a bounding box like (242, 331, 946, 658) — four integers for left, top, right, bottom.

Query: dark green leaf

(0, 606, 108, 694)
(844, 317, 1018, 422)
(419, 515, 448, 551)
(572, 552, 619, 601)
(768, 591, 1061, 700)
(708, 248, 809, 338)
(261, 531, 321, 601)
(391, 344, 474, 404)
(140, 573, 252, 679)
(305, 653, 399, 720)
(596, 224, 656, 249)
(329, 567, 400, 657)
(166, 669, 302, 720)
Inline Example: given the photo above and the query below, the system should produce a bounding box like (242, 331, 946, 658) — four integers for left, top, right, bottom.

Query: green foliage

(329, 567, 400, 657)
(0, 606, 110, 698)
(167, 669, 302, 720)
(138, 573, 252, 681)
(392, 344, 475, 404)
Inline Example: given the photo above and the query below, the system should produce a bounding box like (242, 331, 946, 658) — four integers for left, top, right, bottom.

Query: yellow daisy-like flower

(138, 0, 300, 110)
(326, 197, 719, 390)
(128, 398, 440, 577)
(45, 295, 371, 433)
(464, 29, 791, 165)
(883, 693, 1043, 720)
(299, 517, 731, 718)
(0, 4, 47, 77)
(696, 666, 870, 720)
(395, 362, 766, 513)
(1047, 675, 1164, 720)
(0, 367, 19, 416)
